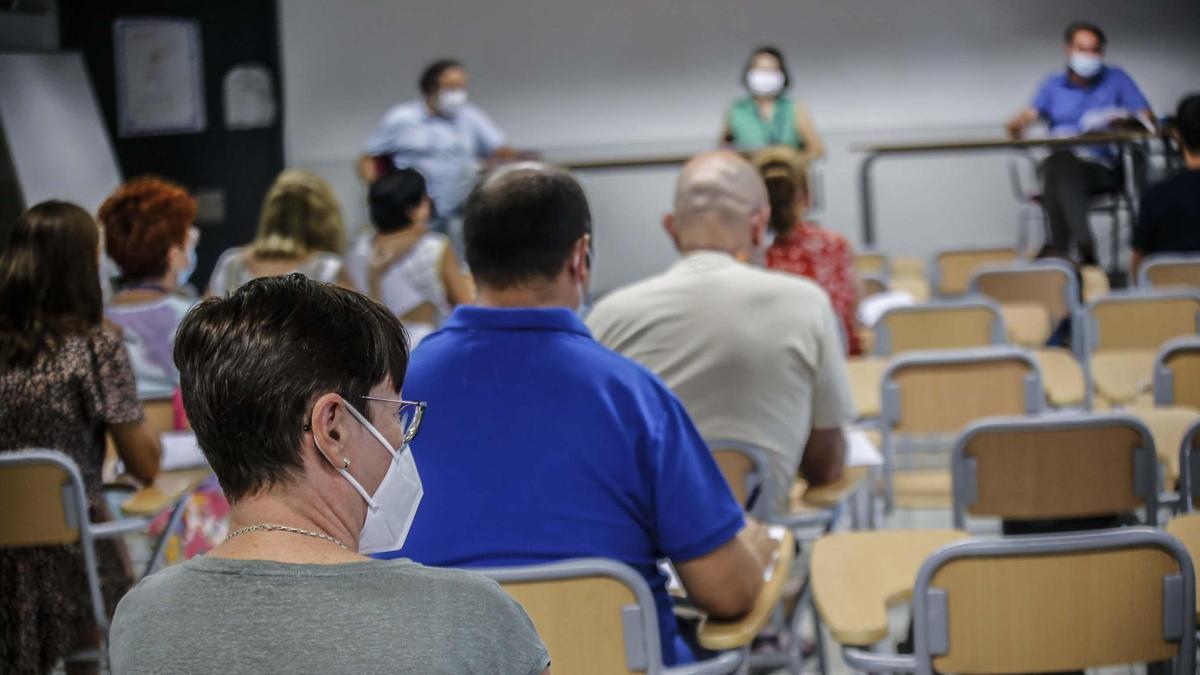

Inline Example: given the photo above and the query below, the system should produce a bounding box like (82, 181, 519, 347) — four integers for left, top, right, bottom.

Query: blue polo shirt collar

(443, 305, 592, 337)
(1063, 65, 1108, 89)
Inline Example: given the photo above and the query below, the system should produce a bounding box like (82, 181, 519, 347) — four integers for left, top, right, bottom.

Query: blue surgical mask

(177, 246, 197, 289)
(1069, 53, 1103, 79)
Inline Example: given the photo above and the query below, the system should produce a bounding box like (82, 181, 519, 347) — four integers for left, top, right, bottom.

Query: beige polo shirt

(587, 251, 856, 515)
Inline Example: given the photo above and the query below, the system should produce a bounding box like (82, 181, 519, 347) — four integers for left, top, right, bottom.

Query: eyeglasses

(361, 396, 427, 444)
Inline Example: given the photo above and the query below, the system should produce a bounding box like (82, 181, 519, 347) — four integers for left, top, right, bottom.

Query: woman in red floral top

(754, 147, 862, 355)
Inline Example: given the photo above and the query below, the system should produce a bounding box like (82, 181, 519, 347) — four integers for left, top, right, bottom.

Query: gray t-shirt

(110, 556, 549, 674)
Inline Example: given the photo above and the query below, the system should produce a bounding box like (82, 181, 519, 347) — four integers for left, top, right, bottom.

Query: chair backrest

(0, 449, 110, 635)
(1154, 335, 1200, 410)
(932, 247, 1018, 296)
(968, 259, 1080, 326)
(854, 251, 889, 280)
(912, 529, 1195, 675)
(874, 299, 1005, 356)
(1182, 418, 1200, 512)
(710, 442, 773, 520)
(951, 413, 1158, 529)
(0, 449, 88, 547)
(478, 559, 666, 675)
(1086, 289, 1200, 353)
(1139, 254, 1200, 290)
(882, 347, 1043, 435)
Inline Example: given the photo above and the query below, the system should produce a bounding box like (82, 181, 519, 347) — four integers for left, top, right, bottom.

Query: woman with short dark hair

(0, 201, 161, 674)
(344, 168, 474, 345)
(721, 45, 825, 162)
(109, 274, 549, 674)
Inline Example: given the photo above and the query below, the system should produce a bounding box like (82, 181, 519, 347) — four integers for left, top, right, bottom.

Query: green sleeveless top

(727, 95, 805, 150)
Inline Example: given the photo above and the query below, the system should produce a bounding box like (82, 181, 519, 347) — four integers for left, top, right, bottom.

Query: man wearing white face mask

(1006, 22, 1154, 265)
(109, 274, 550, 675)
(360, 59, 516, 258)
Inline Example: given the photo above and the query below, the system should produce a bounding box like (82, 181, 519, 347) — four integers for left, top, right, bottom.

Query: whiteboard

(0, 52, 122, 213)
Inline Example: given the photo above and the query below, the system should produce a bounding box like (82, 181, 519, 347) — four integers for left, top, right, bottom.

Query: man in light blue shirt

(1006, 22, 1154, 265)
(360, 59, 513, 252)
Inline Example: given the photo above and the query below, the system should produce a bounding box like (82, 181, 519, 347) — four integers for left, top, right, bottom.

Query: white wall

(280, 0, 1200, 294)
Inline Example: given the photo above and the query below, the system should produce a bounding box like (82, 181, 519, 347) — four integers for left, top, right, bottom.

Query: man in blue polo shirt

(1006, 21, 1154, 265)
(380, 163, 774, 666)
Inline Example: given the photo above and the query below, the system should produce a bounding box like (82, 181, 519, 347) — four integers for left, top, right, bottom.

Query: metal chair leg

(143, 495, 190, 578)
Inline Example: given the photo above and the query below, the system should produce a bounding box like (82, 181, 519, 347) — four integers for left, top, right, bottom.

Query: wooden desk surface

(855, 132, 1151, 155)
(120, 468, 211, 516)
(697, 527, 796, 651)
(812, 529, 967, 646)
(1125, 404, 1200, 484)
(1090, 350, 1157, 405)
(793, 466, 871, 511)
(1166, 513, 1200, 621)
(1032, 347, 1087, 408)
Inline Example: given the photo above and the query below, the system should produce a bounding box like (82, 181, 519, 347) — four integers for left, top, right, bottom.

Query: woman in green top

(722, 46, 825, 163)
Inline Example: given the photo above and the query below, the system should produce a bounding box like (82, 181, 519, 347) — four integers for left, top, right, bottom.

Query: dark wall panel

(60, 0, 282, 290)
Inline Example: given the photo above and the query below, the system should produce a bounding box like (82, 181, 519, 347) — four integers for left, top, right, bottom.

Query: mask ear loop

(311, 407, 383, 511)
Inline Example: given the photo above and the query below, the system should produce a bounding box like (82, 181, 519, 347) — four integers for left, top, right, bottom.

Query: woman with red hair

(100, 176, 200, 399)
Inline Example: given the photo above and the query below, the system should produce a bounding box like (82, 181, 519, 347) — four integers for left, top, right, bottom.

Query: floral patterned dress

(0, 327, 141, 674)
(766, 221, 862, 355)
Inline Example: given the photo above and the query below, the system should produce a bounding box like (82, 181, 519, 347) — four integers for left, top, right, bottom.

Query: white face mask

(746, 68, 785, 96)
(335, 400, 424, 554)
(437, 88, 468, 114)
(1069, 52, 1103, 79)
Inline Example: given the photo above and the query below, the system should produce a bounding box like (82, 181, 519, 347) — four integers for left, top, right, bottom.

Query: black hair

(174, 274, 409, 502)
(369, 169, 428, 234)
(1064, 21, 1107, 49)
(419, 58, 463, 97)
(464, 166, 591, 290)
(1173, 94, 1200, 153)
(742, 45, 791, 90)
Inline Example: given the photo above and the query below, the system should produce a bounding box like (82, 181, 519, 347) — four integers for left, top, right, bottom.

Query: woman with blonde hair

(207, 169, 351, 295)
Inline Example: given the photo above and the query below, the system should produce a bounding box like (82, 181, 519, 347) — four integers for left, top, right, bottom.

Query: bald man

(588, 151, 855, 516)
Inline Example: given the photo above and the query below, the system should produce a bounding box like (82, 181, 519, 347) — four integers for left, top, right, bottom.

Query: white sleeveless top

(207, 247, 344, 296)
(344, 232, 451, 327)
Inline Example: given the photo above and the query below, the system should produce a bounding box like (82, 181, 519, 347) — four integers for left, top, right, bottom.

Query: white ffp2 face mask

(437, 88, 468, 114)
(337, 400, 424, 554)
(746, 68, 785, 96)
(1069, 52, 1103, 79)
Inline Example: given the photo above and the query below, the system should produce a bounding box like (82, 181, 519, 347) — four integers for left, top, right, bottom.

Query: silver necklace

(225, 523, 348, 550)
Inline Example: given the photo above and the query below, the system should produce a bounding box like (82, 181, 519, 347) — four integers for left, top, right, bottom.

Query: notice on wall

(223, 63, 276, 130)
(114, 17, 206, 137)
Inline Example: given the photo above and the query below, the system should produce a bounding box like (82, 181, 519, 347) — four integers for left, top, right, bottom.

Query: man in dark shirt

(1132, 94, 1200, 276)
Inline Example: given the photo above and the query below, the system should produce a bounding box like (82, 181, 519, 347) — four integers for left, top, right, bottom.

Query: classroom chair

(879, 346, 1043, 512)
(1179, 417, 1200, 513)
(890, 256, 925, 279)
(1154, 335, 1200, 410)
(1084, 289, 1200, 406)
(477, 559, 745, 675)
(930, 246, 1018, 297)
(873, 298, 1005, 356)
(1139, 253, 1200, 290)
(853, 251, 889, 281)
(968, 258, 1081, 350)
(0, 449, 151, 668)
(839, 528, 1195, 675)
(949, 412, 1159, 529)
